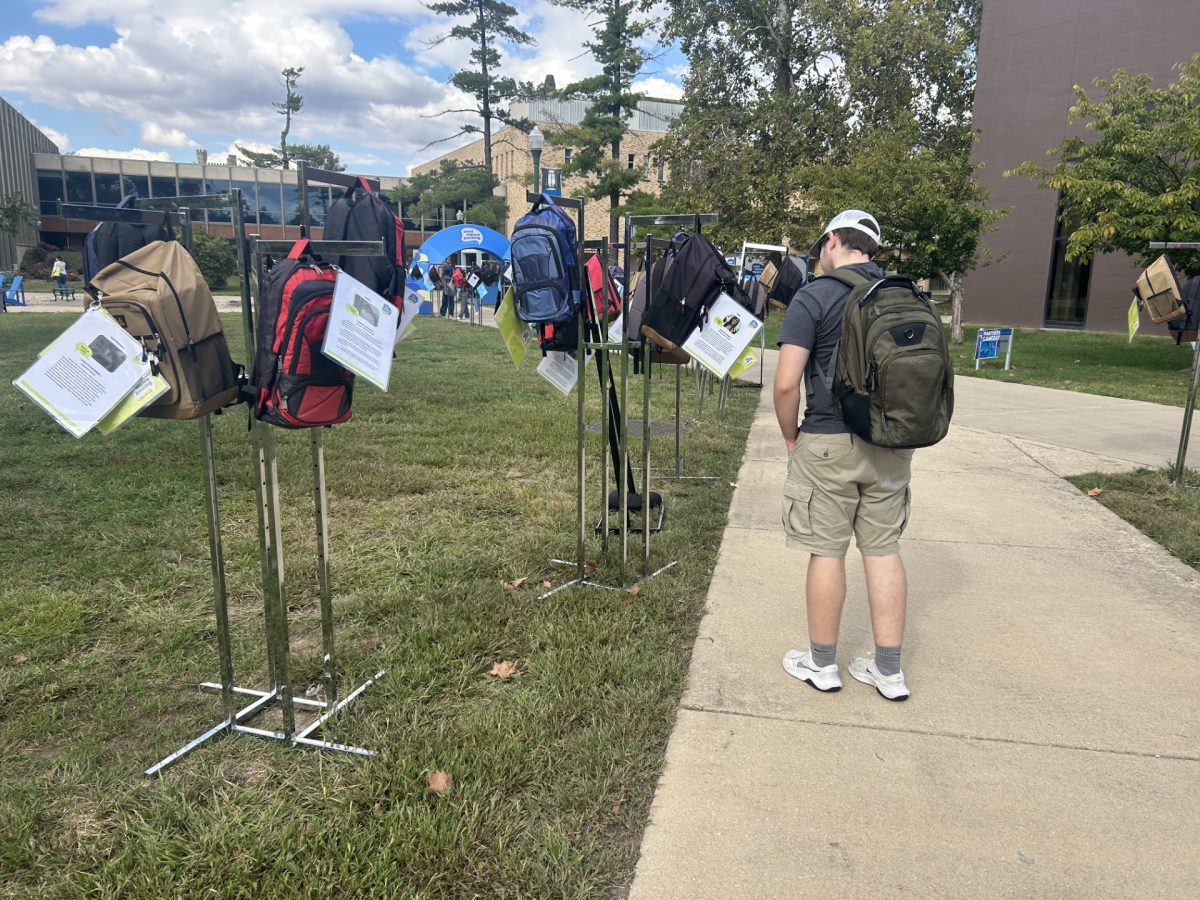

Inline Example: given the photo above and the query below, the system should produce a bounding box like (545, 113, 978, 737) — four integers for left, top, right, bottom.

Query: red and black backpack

(323, 177, 405, 306)
(245, 240, 354, 428)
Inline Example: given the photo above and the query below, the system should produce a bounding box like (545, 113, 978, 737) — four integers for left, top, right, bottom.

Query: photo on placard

(352, 293, 381, 327)
(88, 335, 127, 373)
(724, 314, 742, 335)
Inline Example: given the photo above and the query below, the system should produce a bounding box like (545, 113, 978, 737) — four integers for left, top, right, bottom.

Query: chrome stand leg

(311, 428, 338, 705)
(199, 414, 234, 725)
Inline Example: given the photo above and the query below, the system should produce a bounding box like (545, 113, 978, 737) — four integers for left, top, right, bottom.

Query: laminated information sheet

(537, 351, 591, 395)
(13, 306, 150, 438)
(394, 296, 421, 346)
(322, 272, 398, 391)
(682, 293, 762, 377)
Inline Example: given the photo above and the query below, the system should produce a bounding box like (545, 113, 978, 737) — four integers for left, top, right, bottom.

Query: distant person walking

(51, 257, 67, 289)
(773, 209, 915, 702)
(439, 265, 455, 317)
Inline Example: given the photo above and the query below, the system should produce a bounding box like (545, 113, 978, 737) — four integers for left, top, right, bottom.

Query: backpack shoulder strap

(803, 268, 872, 396)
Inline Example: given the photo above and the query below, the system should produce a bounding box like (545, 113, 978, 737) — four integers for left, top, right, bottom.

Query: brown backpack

(88, 241, 240, 419)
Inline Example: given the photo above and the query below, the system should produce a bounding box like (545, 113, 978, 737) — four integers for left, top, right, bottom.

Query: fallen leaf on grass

(585, 560, 597, 574)
(489, 660, 521, 680)
(629, 584, 640, 595)
(542, 580, 552, 589)
(373, 801, 384, 817)
(611, 803, 624, 814)
(1087, 488, 1104, 497)
(426, 771, 454, 795)
(362, 637, 382, 651)
(504, 577, 528, 591)
(12, 654, 27, 665)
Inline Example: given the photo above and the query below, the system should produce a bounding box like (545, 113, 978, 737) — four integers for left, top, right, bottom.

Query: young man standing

(773, 209, 913, 701)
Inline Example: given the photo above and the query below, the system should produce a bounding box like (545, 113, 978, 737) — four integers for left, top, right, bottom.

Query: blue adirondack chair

(3, 274, 27, 307)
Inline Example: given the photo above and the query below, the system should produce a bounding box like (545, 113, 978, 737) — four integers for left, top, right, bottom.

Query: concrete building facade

(412, 98, 681, 241)
(0, 96, 59, 269)
(965, 0, 1200, 331)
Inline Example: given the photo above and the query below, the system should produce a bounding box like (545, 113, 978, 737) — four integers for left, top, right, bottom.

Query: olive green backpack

(808, 267, 953, 449)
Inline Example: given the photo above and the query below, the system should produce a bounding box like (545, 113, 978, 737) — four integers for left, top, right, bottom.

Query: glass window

(258, 181, 282, 225)
(207, 175, 231, 222)
(231, 180, 257, 225)
(177, 178, 205, 223)
(66, 171, 93, 204)
(37, 170, 65, 215)
(151, 175, 177, 198)
(658, 159, 665, 183)
(282, 182, 302, 226)
(122, 174, 150, 200)
(1044, 195, 1092, 328)
(94, 173, 123, 206)
(564, 148, 573, 165)
(627, 153, 636, 170)
(306, 187, 328, 227)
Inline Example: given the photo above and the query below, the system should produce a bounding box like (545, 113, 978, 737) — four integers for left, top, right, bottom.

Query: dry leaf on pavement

(1087, 488, 1104, 497)
(426, 771, 454, 795)
(489, 660, 520, 680)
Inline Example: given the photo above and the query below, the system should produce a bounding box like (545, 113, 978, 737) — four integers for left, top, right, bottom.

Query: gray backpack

(809, 267, 953, 449)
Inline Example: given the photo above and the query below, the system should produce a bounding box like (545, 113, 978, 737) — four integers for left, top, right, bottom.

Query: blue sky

(0, 0, 686, 175)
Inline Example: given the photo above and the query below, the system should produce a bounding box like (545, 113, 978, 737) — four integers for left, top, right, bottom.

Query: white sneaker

(848, 657, 910, 701)
(782, 649, 842, 692)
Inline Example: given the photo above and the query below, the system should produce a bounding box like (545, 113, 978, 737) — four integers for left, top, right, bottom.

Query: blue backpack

(510, 193, 579, 323)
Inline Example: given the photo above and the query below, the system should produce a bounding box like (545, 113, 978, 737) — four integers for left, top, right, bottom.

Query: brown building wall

(965, 0, 1200, 331)
(413, 126, 668, 242)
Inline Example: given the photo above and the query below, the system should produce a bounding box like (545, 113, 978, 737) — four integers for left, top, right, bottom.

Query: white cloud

(141, 121, 192, 147)
(632, 77, 684, 101)
(72, 147, 172, 161)
(32, 119, 70, 150)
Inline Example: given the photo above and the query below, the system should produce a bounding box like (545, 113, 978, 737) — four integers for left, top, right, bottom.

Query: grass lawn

(0, 314, 757, 897)
(1067, 468, 1200, 572)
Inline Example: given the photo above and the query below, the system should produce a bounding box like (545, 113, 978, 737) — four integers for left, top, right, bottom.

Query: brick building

(965, 0, 1200, 331)
(412, 97, 681, 241)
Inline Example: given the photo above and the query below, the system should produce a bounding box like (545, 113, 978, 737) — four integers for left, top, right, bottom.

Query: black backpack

(1168, 274, 1200, 344)
(642, 233, 752, 349)
(324, 178, 405, 306)
(768, 257, 806, 307)
(83, 196, 174, 284)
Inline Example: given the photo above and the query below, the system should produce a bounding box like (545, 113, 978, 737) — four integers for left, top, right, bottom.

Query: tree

(658, 0, 982, 246)
(426, 0, 535, 176)
(1009, 53, 1200, 278)
(801, 120, 1004, 343)
(236, 143, 345, 172)
(550, 0, 648, 243)
(0, 192, 40, 269)
(391, 160, 507, 232)
(190, 230, 239, 290)
(236, 67, 306, 170)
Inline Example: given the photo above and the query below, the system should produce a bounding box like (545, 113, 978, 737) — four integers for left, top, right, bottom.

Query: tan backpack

(88, 241, 240, 419)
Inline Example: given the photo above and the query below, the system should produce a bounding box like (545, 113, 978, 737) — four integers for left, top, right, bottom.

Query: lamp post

(529, 126, 545, 194)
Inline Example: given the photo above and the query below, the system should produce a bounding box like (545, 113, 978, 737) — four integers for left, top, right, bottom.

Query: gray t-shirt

(777, 262, 885, 434)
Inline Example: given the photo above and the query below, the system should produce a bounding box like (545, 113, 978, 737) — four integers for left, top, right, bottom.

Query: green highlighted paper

(496, 287, 531, 367)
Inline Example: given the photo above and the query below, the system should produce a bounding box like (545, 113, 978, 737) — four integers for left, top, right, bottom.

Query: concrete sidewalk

(629, 352, 1200, 898)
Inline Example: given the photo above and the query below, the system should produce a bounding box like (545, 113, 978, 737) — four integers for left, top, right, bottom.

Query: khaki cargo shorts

(782, 432, 913, 558)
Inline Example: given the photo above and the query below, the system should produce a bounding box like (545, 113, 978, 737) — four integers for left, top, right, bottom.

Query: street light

(529, 126, 545, 194)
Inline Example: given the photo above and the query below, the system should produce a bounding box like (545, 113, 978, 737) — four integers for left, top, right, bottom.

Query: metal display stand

(1149, 240, 1200, 483)
(623, 212, 721, 481)
(59, 197, 275, 774)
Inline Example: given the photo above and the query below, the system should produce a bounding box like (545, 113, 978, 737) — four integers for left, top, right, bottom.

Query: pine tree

(427, 0, 535, 176)
(551, 0, 647, 242)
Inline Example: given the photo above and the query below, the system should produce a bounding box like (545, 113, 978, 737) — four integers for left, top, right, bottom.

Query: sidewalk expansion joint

(680, 703, 1200, 763)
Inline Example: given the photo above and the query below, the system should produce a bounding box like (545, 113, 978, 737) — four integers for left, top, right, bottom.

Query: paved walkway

(629, 351, 1200, 898)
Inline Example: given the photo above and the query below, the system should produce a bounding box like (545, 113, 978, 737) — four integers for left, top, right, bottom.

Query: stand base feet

(144, 670, 387, 777)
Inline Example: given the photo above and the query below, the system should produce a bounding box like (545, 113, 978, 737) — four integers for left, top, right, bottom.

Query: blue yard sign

(542, 167, 562, 197)
(975, 326, 1014, 370)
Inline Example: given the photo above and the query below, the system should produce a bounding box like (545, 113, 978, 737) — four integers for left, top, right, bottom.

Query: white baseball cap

(807, 209, 882, 260)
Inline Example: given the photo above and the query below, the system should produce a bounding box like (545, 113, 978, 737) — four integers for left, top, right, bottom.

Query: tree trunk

(479, 0, 493, 178)
(950, 273, 965, 345)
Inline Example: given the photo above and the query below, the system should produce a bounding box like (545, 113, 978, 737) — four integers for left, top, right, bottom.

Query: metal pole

(675, 365, 683, 477)
(1174, 341, 1200, 483)
(642, 343, 652, 577)
(260, 423, 295, 736)
(311, 428, 338, 703)
(200, 414, 234, 724)
(600, 241, 611, 557)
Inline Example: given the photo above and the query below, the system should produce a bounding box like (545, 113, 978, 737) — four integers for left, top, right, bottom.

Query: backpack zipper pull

(882, 412, 890, 431)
